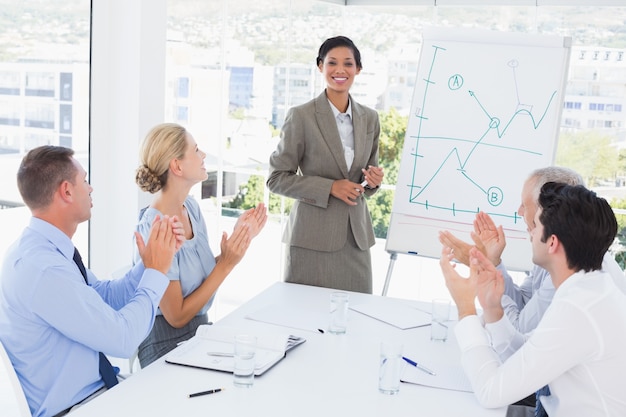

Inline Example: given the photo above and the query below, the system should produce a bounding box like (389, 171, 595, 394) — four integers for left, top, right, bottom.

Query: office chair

(0, 339, 31, 417)
(109, 264, 143, 375)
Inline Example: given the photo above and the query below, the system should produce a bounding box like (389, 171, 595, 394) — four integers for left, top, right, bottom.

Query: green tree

(619, 148, 626, 179)
(227, 174, 262, 210)
(610, 197, 626, 270)
(366, 108, 408, 238)
(269, 123, 280, 139)
(230, 108, 246, 120)
(556, 130, 619, 186)
(226, 174, 293, 214)
(378, 107, 407, 166)
(269, 193, 294, 216)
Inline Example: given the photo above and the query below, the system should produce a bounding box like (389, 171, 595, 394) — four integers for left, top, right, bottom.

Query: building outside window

(0, 0, 625, 321)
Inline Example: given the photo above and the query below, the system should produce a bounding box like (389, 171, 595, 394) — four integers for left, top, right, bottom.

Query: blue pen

(402, 356, 436, 376)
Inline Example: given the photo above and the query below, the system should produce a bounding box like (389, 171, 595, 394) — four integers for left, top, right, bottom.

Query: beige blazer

(267, 91, 380, 252)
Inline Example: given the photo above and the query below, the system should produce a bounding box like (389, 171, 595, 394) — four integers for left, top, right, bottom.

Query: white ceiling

(320, 0, 626, 5)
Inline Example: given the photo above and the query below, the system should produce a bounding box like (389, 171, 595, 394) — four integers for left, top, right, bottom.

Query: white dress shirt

(455, 269, 626, 416)
(497, 252, 626, 334)
(329, 99, 355, 170)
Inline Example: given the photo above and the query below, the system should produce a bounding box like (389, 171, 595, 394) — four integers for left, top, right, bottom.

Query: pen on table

(402, 356, 436, 376)
(189, 388, 224, 398)
(207, 351, 234, 357)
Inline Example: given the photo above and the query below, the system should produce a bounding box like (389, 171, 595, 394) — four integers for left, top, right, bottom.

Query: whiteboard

(386, 27, 572, 272)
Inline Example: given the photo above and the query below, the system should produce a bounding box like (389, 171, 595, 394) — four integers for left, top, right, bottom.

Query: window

(164, 1, 626, 311)
(3, 1, 626, 319)
(25, 72, 55, 97)
(0, 101, 20, 127)
(0, 71, 20, 95)
(60, 73, 73, 101)
(175, 105, 188, 122)
(24, 103, 54, 129)
(0, 1, 90, 263)
(176, 77, 189, 98)
(59, 104, 72, 134)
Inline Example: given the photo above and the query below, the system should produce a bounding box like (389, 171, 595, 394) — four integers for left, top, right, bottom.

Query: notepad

(245, 305, 327, 332)
(349, 300, 431, 330)
(165, 325, 305, 376)
(400, 361, 473, 393)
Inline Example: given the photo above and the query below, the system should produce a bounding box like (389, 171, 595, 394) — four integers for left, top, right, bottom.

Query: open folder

(165, 325, 305, 376)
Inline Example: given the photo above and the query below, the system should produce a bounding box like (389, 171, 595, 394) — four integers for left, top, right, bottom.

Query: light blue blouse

(135, 195, 216, 315)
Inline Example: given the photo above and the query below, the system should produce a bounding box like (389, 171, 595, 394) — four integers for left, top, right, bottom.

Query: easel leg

(381, 252, 398, 296)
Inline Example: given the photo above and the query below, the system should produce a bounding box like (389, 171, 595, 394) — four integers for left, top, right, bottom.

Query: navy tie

(535, 385, 551, 417)
(73, 248, 119, 389)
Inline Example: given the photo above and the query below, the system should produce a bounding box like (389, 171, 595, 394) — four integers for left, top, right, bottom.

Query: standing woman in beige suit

(267, 36, 384, 294)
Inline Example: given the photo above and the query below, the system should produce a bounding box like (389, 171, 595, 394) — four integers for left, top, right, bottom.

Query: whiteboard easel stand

(380, 248, 531, 297)
(381, 29, 570, 294)
(381, 251, 398, 296)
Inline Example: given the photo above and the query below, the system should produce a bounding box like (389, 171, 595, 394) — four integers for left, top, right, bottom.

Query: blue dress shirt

(0, 217, 169, 417)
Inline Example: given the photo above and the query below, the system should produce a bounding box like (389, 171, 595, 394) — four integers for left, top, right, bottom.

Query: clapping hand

(234, 203, 267, 239)
(169, 215, 186, 250)
(135, 215, 178, 274)
(471, 212, 506, 267)
(438, 230, 473, 266)
(218, 223, 251, 270)
(439, 246, 477, 319)
(468, 247, 505, 323)
(439, 211, 506, 268)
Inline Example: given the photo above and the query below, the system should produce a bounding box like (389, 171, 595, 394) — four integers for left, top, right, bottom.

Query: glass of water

(431, 299, 451, 342)
(233, 334, 256, 387)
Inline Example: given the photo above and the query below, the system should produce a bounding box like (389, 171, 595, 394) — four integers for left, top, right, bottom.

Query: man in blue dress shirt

(0, 146, 183, 417)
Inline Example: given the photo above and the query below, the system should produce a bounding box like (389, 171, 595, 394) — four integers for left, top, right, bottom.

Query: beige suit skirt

(284, 222, 372, 294)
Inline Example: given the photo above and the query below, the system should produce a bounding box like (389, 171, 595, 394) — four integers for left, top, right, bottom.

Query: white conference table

(72, 282, 506, 417)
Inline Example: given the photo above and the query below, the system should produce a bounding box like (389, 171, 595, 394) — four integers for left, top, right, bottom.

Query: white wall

(89, 0, 167, 277)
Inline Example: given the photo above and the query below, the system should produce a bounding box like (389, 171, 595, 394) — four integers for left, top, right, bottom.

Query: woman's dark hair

(316, 36, 362, 70)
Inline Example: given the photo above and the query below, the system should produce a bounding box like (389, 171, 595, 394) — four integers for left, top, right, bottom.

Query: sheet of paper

(245, 305, 327, 333)
(349, 300, 431, 329)
(165, 335, 283, 375)
(401, 361, 473, 392)
(195, 324, 287, 351)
